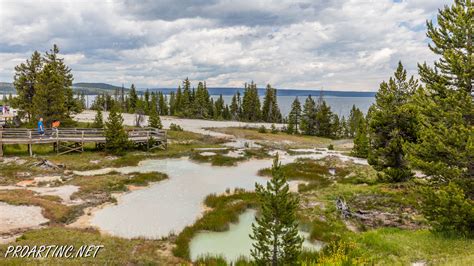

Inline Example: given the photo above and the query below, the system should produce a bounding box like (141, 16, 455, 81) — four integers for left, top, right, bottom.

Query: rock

(16, 172, 31, 178)
(32, 159, 63, 169)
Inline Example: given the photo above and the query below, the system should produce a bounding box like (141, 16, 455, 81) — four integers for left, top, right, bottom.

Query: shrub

(313, 241, 366, 265)
(270, 124, 278, 134)
(169, 123, 183, 131)
(105, 107, 129, 155)
(421, 182, 474, 237)
(194, 255, 227, 265)
(378, 167, 413, 183)
(258, 125, 267, 133)
(327, 144, 334, 150)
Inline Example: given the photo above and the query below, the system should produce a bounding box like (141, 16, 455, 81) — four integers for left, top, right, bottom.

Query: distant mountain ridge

(1, 82, 376, 97)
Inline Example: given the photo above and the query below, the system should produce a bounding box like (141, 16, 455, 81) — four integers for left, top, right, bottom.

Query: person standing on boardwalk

(52, 120, 60, 134)
(37, 117, 45, 136)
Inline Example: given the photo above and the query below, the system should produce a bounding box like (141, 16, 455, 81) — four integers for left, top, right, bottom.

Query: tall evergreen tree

(175, 86, 183, 115)
(148, 101, 163, 129)
(128, 84, 138, 112)
(368, 62, 419, 182)
(92, 108, 104, 128)
(214, 94, 225, 120)
(300, 95, 317, 135)
(143, 90, 150, 114)
(181, 78, 192, 116)
(169, 92, 176, 115)
(242, 82, 261, 121)
(46, 45, 79, 118)
(250, 155, 303, 265)
(352, 116, 369, 158)
(105, 106, 129, 154)
(407, 0, 473, 186)
(261, 84, 282, 123)
(287, 97, 302, 134)
(193, 81, 211, 118)
(230, 92, 241, 120)
(340, 116, 349, 138)
(32, 46, 71, 123)
(13, 51, 43, 122)
(348, 105, 364, 137)
(158, 92, 168, 115)
(315, 100, 334, 137)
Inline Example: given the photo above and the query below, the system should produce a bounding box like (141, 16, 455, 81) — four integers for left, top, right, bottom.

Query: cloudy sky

(0, 0, 450, 91)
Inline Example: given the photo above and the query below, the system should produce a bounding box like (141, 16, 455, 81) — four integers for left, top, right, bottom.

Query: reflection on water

(75, 150, 367, 239)
(190, 209, 323, 263)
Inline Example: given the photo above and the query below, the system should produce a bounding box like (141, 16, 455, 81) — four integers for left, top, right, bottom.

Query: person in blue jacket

(38, 117, 45, 135)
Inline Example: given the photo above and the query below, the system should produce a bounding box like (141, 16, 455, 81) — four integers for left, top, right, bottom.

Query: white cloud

(0, 0, 451, 91)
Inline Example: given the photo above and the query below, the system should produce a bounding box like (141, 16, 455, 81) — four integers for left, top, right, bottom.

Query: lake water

(75, 150, 367, 239)
(189, 209, 323, 263)
(84, 95, 374, 118)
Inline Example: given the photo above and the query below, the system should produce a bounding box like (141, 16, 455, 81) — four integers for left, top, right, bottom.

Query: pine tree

(261, 84, 282, 123)
(223, 105, 231, 120)
(287, 97, 302, 134)
(175, 86, 183, 115)
(181, 78, 192, 116)
(407, 0, 473, 186)
(300, 95, 317, 135)
(214, 94, 225, 120)
(368, 62, 418, 182)
(144, 90, 150, 114)
(148, 102, 163, 129)
(331, 113, 341, 139)
(230, 92, 241, 120)
(340, 116, 349, 138)
(128, 84, 138, 112)
(158, 92, 168, 115)
(33, 53, 68, 123)
(13, 50, 42, 122)
(92, 108, 104, 128)
(193, 81, 211, 118)
(105, 106, 129, 154)
(352, 117, 369, 158)
(242, 82, 261, 121)
(315, 100, 334, 137)
(44, 45, 78, 119)
(250, 155, 303, 265)
(348, 105, 364, 137)
(169, 92, 176, 115)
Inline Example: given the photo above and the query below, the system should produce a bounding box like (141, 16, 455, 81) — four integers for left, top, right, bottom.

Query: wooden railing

(0, 127, 167, 157)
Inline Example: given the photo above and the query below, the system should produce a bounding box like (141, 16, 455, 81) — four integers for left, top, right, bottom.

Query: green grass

(0, 227, 185, 265)
(189, 147, 271, 166)
(173, 191, 257, 260)
(0, 190, 77, 223)
(350, 228, 474, 265)
(190, 152, 245, 166)
(209, 127, 332, 149)
(68, 171, 167, 204)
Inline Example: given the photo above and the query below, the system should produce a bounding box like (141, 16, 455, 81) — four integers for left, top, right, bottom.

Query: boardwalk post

(0, 130, 3, 159)
(28, 130, 32, 157)
(56, 129, 59, 153)
(146, 130, 150, 151)
(81, 130, 84, 152)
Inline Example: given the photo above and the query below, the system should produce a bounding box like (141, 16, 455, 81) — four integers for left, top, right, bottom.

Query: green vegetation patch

(69, 171, 167, 204)
(0, 227, 185, 265)
(173, 191, 257, 260)
(0, 189, 76, 224)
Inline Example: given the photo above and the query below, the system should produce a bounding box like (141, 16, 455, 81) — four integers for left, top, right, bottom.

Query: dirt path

(74, 110, 284, 138)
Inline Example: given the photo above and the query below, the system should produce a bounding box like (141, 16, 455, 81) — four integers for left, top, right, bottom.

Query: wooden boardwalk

(0, 127, 166, 157)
